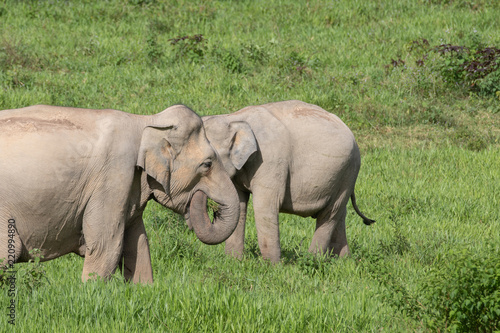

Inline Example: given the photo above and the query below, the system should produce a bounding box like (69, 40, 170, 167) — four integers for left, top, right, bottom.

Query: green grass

(1, 0, 499, 332)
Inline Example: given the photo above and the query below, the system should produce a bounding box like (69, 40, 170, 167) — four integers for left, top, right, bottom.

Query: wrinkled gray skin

(199, 100, 374, 263)
(0, 105, 240, 283)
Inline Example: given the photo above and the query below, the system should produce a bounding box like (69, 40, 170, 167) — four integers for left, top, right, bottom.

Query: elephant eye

(201, 160, 212, 169)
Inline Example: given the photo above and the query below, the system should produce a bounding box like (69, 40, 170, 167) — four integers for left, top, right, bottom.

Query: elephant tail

(351, 192, 375, 225)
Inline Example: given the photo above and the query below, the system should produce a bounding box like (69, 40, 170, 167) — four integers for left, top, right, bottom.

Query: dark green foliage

(169, 34, 207, 64)
(128, 0, 157, 6)
(422, 0, 500, 10)
(451, 126, 489, 151)
(22, 249, 48, 291)
(146, 32, 164, 64)
(281, 51, 315, 77)
(379, 220, 411, 256)
(0, 39, 42, 71)
(390, 36, 500, 98)
(213, 47, 244, 74)
(417, 246, 500, 332)
(294, 250, 332, 278)
(241, 43, 269, 65)
(0, 258, 7, 287)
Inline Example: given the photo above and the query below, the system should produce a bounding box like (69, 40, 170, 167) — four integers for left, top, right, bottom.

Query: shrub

(387, 37, 500, 98)
(294, 250, 332, 277)
(213, 47, 244, 74)
(168, 34, 206, 64)
(417, 246, 500, 332)
(241, 43, 269, 65)
(432, 43, 500, 96)
(22, 249, 48, 291)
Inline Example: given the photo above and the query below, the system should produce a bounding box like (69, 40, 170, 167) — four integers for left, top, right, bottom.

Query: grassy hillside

(1, 0, 499, 332)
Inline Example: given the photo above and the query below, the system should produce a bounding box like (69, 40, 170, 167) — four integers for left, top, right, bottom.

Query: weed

(169, 34, 206, 64)
(243, 234, 261, 259)
(241, 43, 269, 65)
(385, 58, 405, 73)
(284, 51, 312, 76)
(22, 249, 48, 291)
(149, 18, 172, 34)
(451, 126, 488, 151)
(416, 245, 500, 332)
(213, 47, 244, 74)
(0, 258, 7, 287)
(0, 38, 42, 71)
(81, 35, 100, 57)
(388, 36, 500, 98)
(433, 41, 500, 96)
(128, 0, 157, 6)
(354, 244, 418, 318)
(146, 32, 164, 64)
(379, 220, 411, 256)
(294, 249, 332, 277)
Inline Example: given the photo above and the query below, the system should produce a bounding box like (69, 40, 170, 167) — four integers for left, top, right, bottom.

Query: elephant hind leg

(309, 192, 350, 257)
(120, 218, 153, 284)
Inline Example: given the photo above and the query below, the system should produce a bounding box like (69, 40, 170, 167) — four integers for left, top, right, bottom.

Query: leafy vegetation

(0, 0, 499, 332)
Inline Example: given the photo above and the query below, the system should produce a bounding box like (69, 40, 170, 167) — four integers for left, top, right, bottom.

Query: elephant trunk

(188, 169, 240, 244)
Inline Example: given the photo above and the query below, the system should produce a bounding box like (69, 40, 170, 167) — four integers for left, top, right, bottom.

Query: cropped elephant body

(0, 104, 240, 283)
(202, 100, 374, 263)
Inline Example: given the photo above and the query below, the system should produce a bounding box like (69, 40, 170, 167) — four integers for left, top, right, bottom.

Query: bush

(213, 47, 244, 74)
(433, 44, 500, 96)
(417, 245, 500, 332)
(168, 34, 206, 64)
(387, 36, 500, 98)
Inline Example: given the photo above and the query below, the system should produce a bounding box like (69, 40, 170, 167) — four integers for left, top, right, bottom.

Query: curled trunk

(189, 190, 239, 245)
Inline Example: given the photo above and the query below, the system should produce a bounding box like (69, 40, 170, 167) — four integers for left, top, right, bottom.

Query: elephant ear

(137, 125, 176, 195)
(229, 121, 257, 170)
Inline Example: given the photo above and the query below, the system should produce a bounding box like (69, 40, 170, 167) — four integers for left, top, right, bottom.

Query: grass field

(1, 0, 499, 332)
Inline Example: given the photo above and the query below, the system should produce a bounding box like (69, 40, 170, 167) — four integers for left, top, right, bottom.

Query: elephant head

(137, 105, 240, 244)
(201, 116, 258, 178)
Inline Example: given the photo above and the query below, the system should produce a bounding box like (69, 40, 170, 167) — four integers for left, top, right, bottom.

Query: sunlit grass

(1, 0, 499, 331)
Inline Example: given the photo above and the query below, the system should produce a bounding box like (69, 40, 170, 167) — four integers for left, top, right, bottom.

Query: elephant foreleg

(252, 190, 281, 263)
(121, 218, 153, 284)
(81, 199, 125, 282)
(225, 190, 250, 259)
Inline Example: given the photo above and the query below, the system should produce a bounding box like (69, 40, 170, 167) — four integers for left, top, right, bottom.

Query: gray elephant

(201, 100, 374, 263)
(0, 104, 239, 283)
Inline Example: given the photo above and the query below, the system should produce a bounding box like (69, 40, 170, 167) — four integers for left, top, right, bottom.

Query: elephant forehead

(184, 133, 214, 156)
(163, 105, 203, 129)
(203, 119, 229, 140)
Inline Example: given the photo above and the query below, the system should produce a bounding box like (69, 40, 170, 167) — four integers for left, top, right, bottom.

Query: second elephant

(200, 100, 374, 263)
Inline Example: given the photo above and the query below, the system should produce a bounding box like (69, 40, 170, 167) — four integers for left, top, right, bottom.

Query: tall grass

(1, 0, 499, 331)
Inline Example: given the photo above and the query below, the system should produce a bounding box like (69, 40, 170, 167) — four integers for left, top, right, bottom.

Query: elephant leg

(225, 190, 250, 259)
(309, 200, 349, 257)
(252, 191, 281, 263)
(81, 197, 125, 282)
(0, 216, 24, 267)
(121, 218, 153, 284)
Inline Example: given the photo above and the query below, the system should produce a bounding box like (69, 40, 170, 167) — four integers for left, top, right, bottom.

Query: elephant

(0, 104, 240, 283)
(200, 100, 374, 263)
